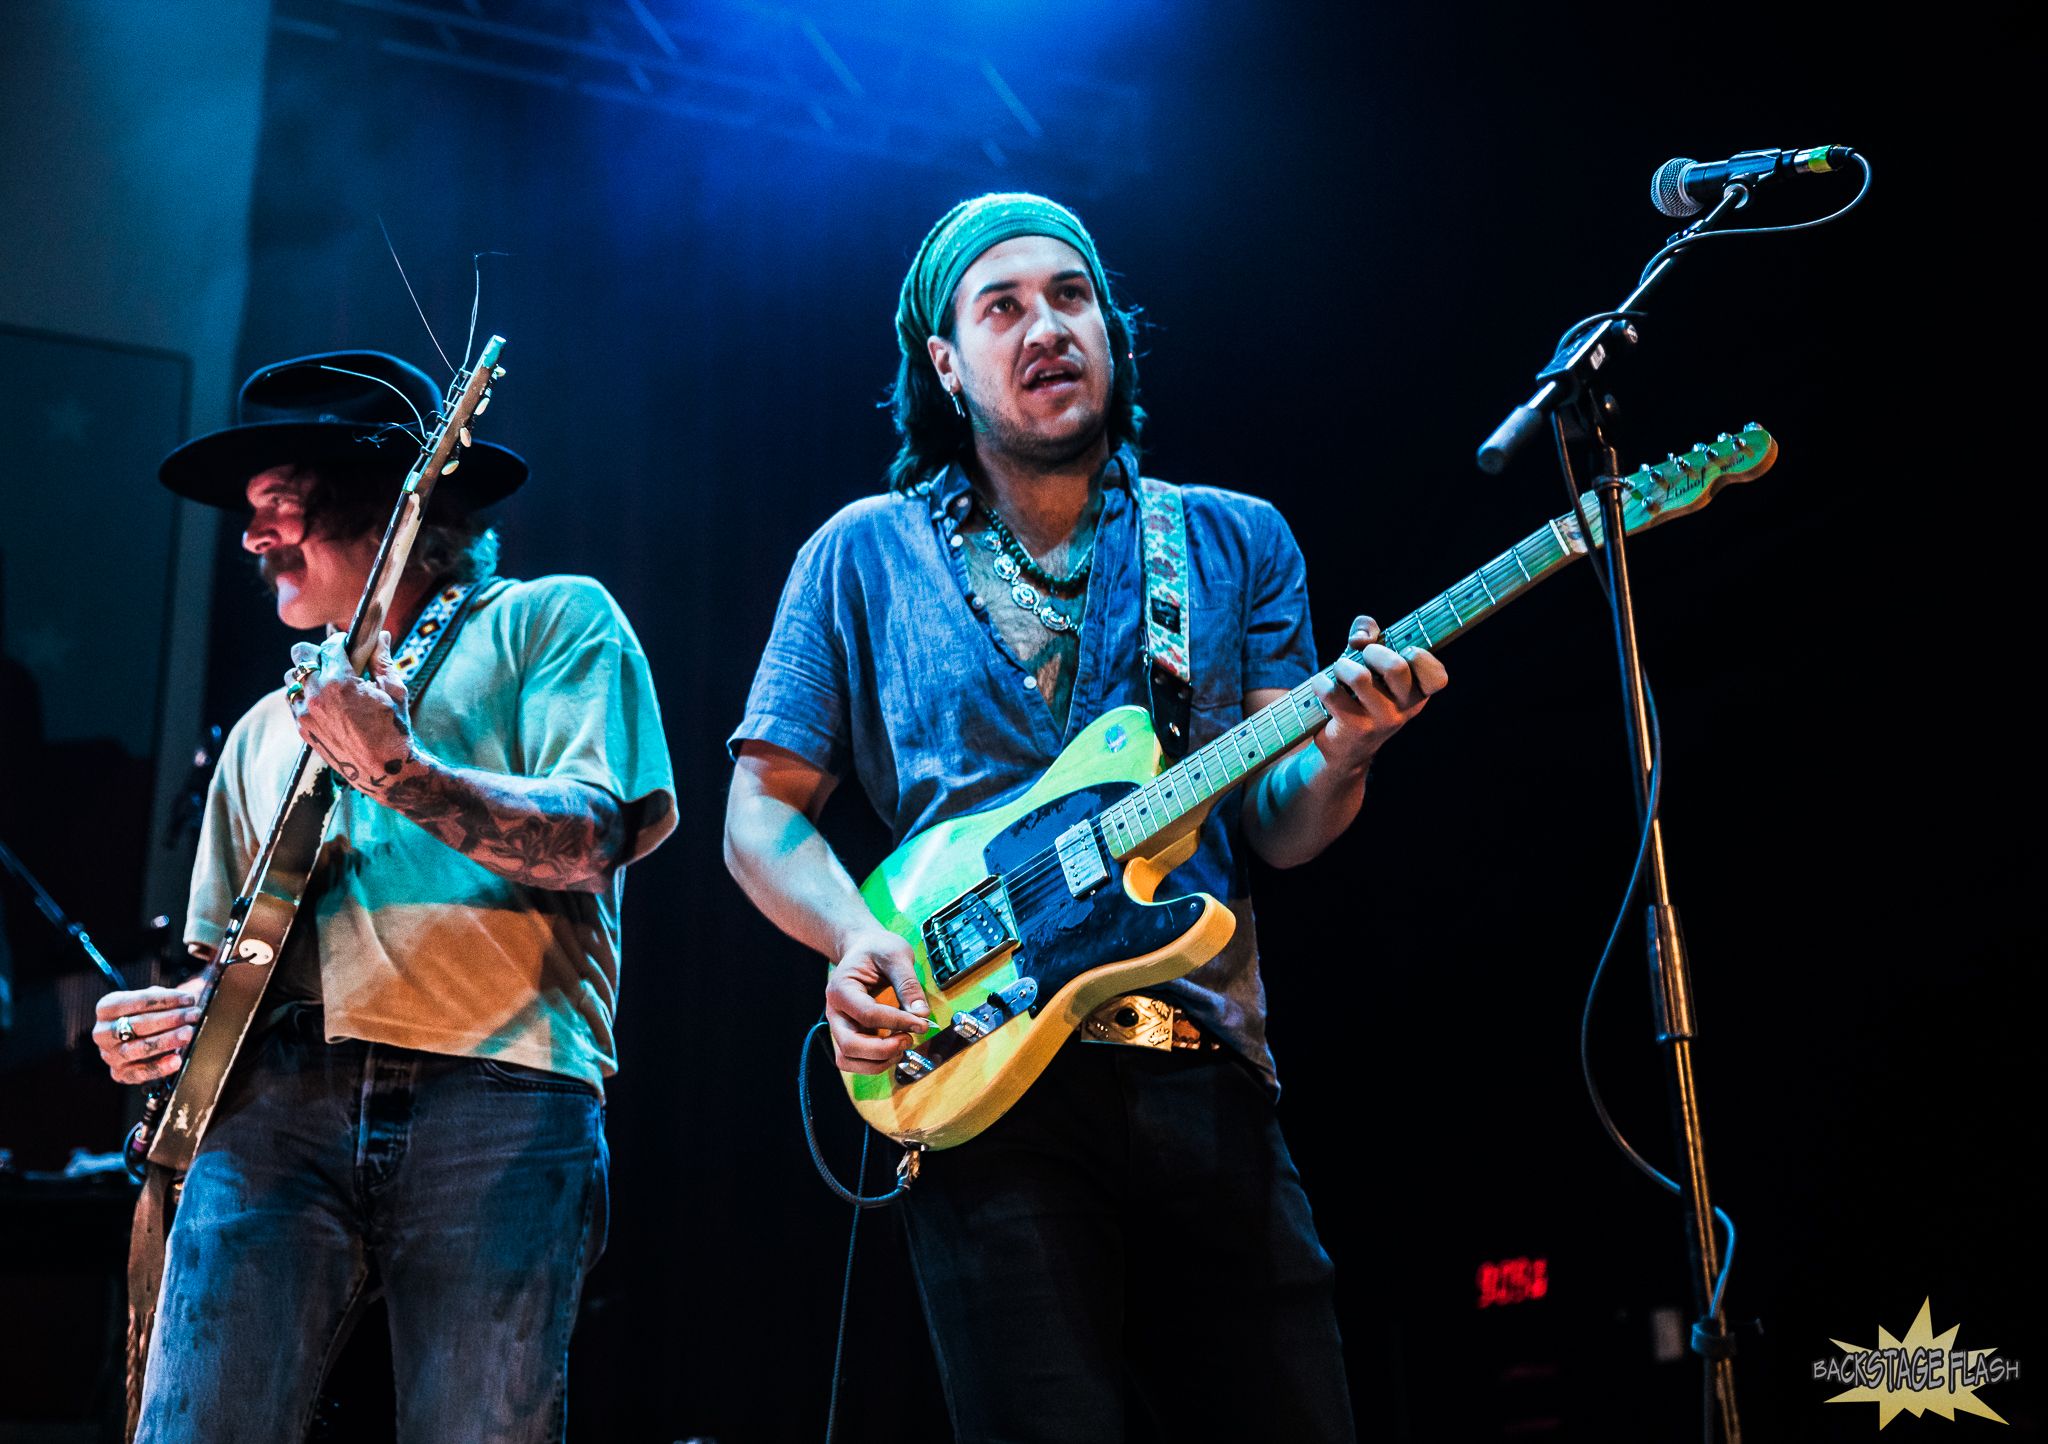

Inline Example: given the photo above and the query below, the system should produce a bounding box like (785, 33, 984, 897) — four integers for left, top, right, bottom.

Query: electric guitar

(127, 339, 509, 1176)
(842, 425, 1779, 1148)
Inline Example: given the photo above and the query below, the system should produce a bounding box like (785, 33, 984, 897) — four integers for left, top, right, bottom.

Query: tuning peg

(441, 457, 460, 475)
(459, 426, 472, 447)
(475, 390, 491, 415)
(492, 365, 507, 379)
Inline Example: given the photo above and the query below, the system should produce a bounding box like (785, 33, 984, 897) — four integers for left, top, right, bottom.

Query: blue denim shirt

(730, 450, 1318, 1089)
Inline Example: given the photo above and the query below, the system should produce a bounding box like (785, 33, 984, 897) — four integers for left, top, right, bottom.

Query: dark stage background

(13, 2, 2032, 1440)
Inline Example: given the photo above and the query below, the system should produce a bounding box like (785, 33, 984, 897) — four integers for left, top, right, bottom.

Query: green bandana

(895, 193, 1114, 363)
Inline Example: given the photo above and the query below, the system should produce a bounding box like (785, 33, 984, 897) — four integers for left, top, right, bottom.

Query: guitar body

(845, 705, 1237, 1149)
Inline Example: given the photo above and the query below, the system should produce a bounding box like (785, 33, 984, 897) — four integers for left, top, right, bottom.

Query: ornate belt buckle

(1081, 994, 1177, 1050)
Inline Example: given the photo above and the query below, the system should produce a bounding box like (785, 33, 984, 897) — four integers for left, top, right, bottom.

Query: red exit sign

(1477, 1256, 1549, 1308)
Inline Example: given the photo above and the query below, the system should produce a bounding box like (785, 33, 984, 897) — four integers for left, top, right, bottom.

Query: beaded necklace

(971, 503, 1094, 636)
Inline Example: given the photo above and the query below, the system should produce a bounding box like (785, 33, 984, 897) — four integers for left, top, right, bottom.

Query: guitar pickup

(1055, 819, 1111, 899)
(921, 877, 1018, 985)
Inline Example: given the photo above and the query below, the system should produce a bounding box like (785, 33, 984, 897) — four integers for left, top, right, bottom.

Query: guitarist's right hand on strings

(824, 929, 932, 1074)
(92, 970, 208, 1085)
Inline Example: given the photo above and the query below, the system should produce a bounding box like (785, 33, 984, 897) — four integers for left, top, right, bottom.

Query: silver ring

(115, 1016, 137, 1045)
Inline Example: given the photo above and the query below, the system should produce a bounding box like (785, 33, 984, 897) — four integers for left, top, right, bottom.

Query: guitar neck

(341, 334, 504, 671)
(1096, 499, 1601, 859)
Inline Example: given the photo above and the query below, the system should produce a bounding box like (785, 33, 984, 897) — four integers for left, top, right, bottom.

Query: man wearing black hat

(725, 195, 1445, 1440)
(90, 352, 676, 1442)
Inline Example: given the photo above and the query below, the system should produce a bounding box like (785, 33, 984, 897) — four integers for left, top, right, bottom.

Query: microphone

(1651, 145, 1853, 218)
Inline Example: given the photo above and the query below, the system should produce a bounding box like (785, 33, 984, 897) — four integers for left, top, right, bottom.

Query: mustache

(256, 545, 304, 595)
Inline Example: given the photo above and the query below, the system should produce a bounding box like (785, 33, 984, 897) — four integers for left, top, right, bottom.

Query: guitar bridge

(921, 877, 1018, 986)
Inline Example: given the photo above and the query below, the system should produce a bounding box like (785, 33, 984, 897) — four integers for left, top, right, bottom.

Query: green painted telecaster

(844, 425, 1778, 1148)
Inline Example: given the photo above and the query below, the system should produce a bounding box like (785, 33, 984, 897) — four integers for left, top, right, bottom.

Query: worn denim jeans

(902, 1040, 1358, 1444)
(136, 1006, 607, 1443)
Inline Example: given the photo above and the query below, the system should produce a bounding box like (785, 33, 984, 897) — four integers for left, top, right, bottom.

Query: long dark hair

(298, 456, 499, 583)
(884, 292, 1146, 493)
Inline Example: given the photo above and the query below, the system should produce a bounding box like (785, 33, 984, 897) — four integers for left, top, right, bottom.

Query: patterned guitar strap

(123, 572, 496, 1443)
(1136, 473, 1194, 758)
(387, 572, 495, 700)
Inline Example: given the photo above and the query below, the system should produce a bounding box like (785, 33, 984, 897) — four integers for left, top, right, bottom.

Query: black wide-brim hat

(159, 350, 527, 512)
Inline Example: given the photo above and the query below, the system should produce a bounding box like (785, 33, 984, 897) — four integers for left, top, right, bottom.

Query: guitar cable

(824, 1127, 870, 1444)
(797, 1018, 919, 1208)
(797, 1018, 924, 1443)
(1557, 418, 1738, 1324)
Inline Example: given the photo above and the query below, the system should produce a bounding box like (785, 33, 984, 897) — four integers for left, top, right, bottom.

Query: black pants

(901, 1039, 1358, 1444)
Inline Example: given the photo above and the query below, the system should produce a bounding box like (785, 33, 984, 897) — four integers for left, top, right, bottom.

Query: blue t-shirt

(729, 451, 1318, 1088)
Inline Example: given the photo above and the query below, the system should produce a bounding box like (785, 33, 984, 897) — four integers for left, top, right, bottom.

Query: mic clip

(1536, 317, 1638, 389)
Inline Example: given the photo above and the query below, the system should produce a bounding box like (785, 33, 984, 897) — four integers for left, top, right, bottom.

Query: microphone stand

(1486, 188, 1759, 1444)
(0, 832, 128, 991)
(1578, 408, 1741, 1444)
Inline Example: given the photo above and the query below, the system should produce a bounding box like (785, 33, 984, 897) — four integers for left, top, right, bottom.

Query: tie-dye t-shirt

(186, 575, 674, 1091)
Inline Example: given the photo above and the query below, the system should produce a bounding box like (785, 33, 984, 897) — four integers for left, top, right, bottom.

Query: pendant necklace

(972, 503, 1093, 635)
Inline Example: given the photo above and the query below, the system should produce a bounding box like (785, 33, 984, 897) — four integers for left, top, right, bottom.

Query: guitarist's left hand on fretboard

(289, 632, 415, 795)
(1241, 614, 1447, 870)
(288, 630, 415, 786)
(1308, 612, 1448, 767)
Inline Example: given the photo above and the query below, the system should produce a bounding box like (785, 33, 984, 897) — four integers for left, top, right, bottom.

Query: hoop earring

(948, 386, 966, 420)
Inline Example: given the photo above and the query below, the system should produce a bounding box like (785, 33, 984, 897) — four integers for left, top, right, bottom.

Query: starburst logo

(1813, 1298, 2015, 1428)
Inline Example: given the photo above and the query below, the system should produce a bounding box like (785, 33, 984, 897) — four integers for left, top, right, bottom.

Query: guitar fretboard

(1095, 501, 1604, 859)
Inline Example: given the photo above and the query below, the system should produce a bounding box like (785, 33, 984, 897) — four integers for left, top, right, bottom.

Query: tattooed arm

(290, 632, 630, 893)
(376, 762, 626, 892)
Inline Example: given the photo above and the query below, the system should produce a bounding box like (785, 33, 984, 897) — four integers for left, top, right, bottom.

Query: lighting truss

(270, 0, 1150, 193)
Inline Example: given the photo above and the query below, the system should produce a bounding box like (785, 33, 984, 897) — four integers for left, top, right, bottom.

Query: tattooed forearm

(288, 648, 628, 889)
(378, 755, 629, 892)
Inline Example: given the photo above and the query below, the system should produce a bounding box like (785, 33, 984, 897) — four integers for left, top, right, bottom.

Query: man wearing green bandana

(727, 193, 1446, 1439)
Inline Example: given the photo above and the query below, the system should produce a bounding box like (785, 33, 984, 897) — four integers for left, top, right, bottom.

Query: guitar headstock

(344, 336, 507, 667)
(1601, 423, 1778, 539)
(408, 334, 506, 494)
